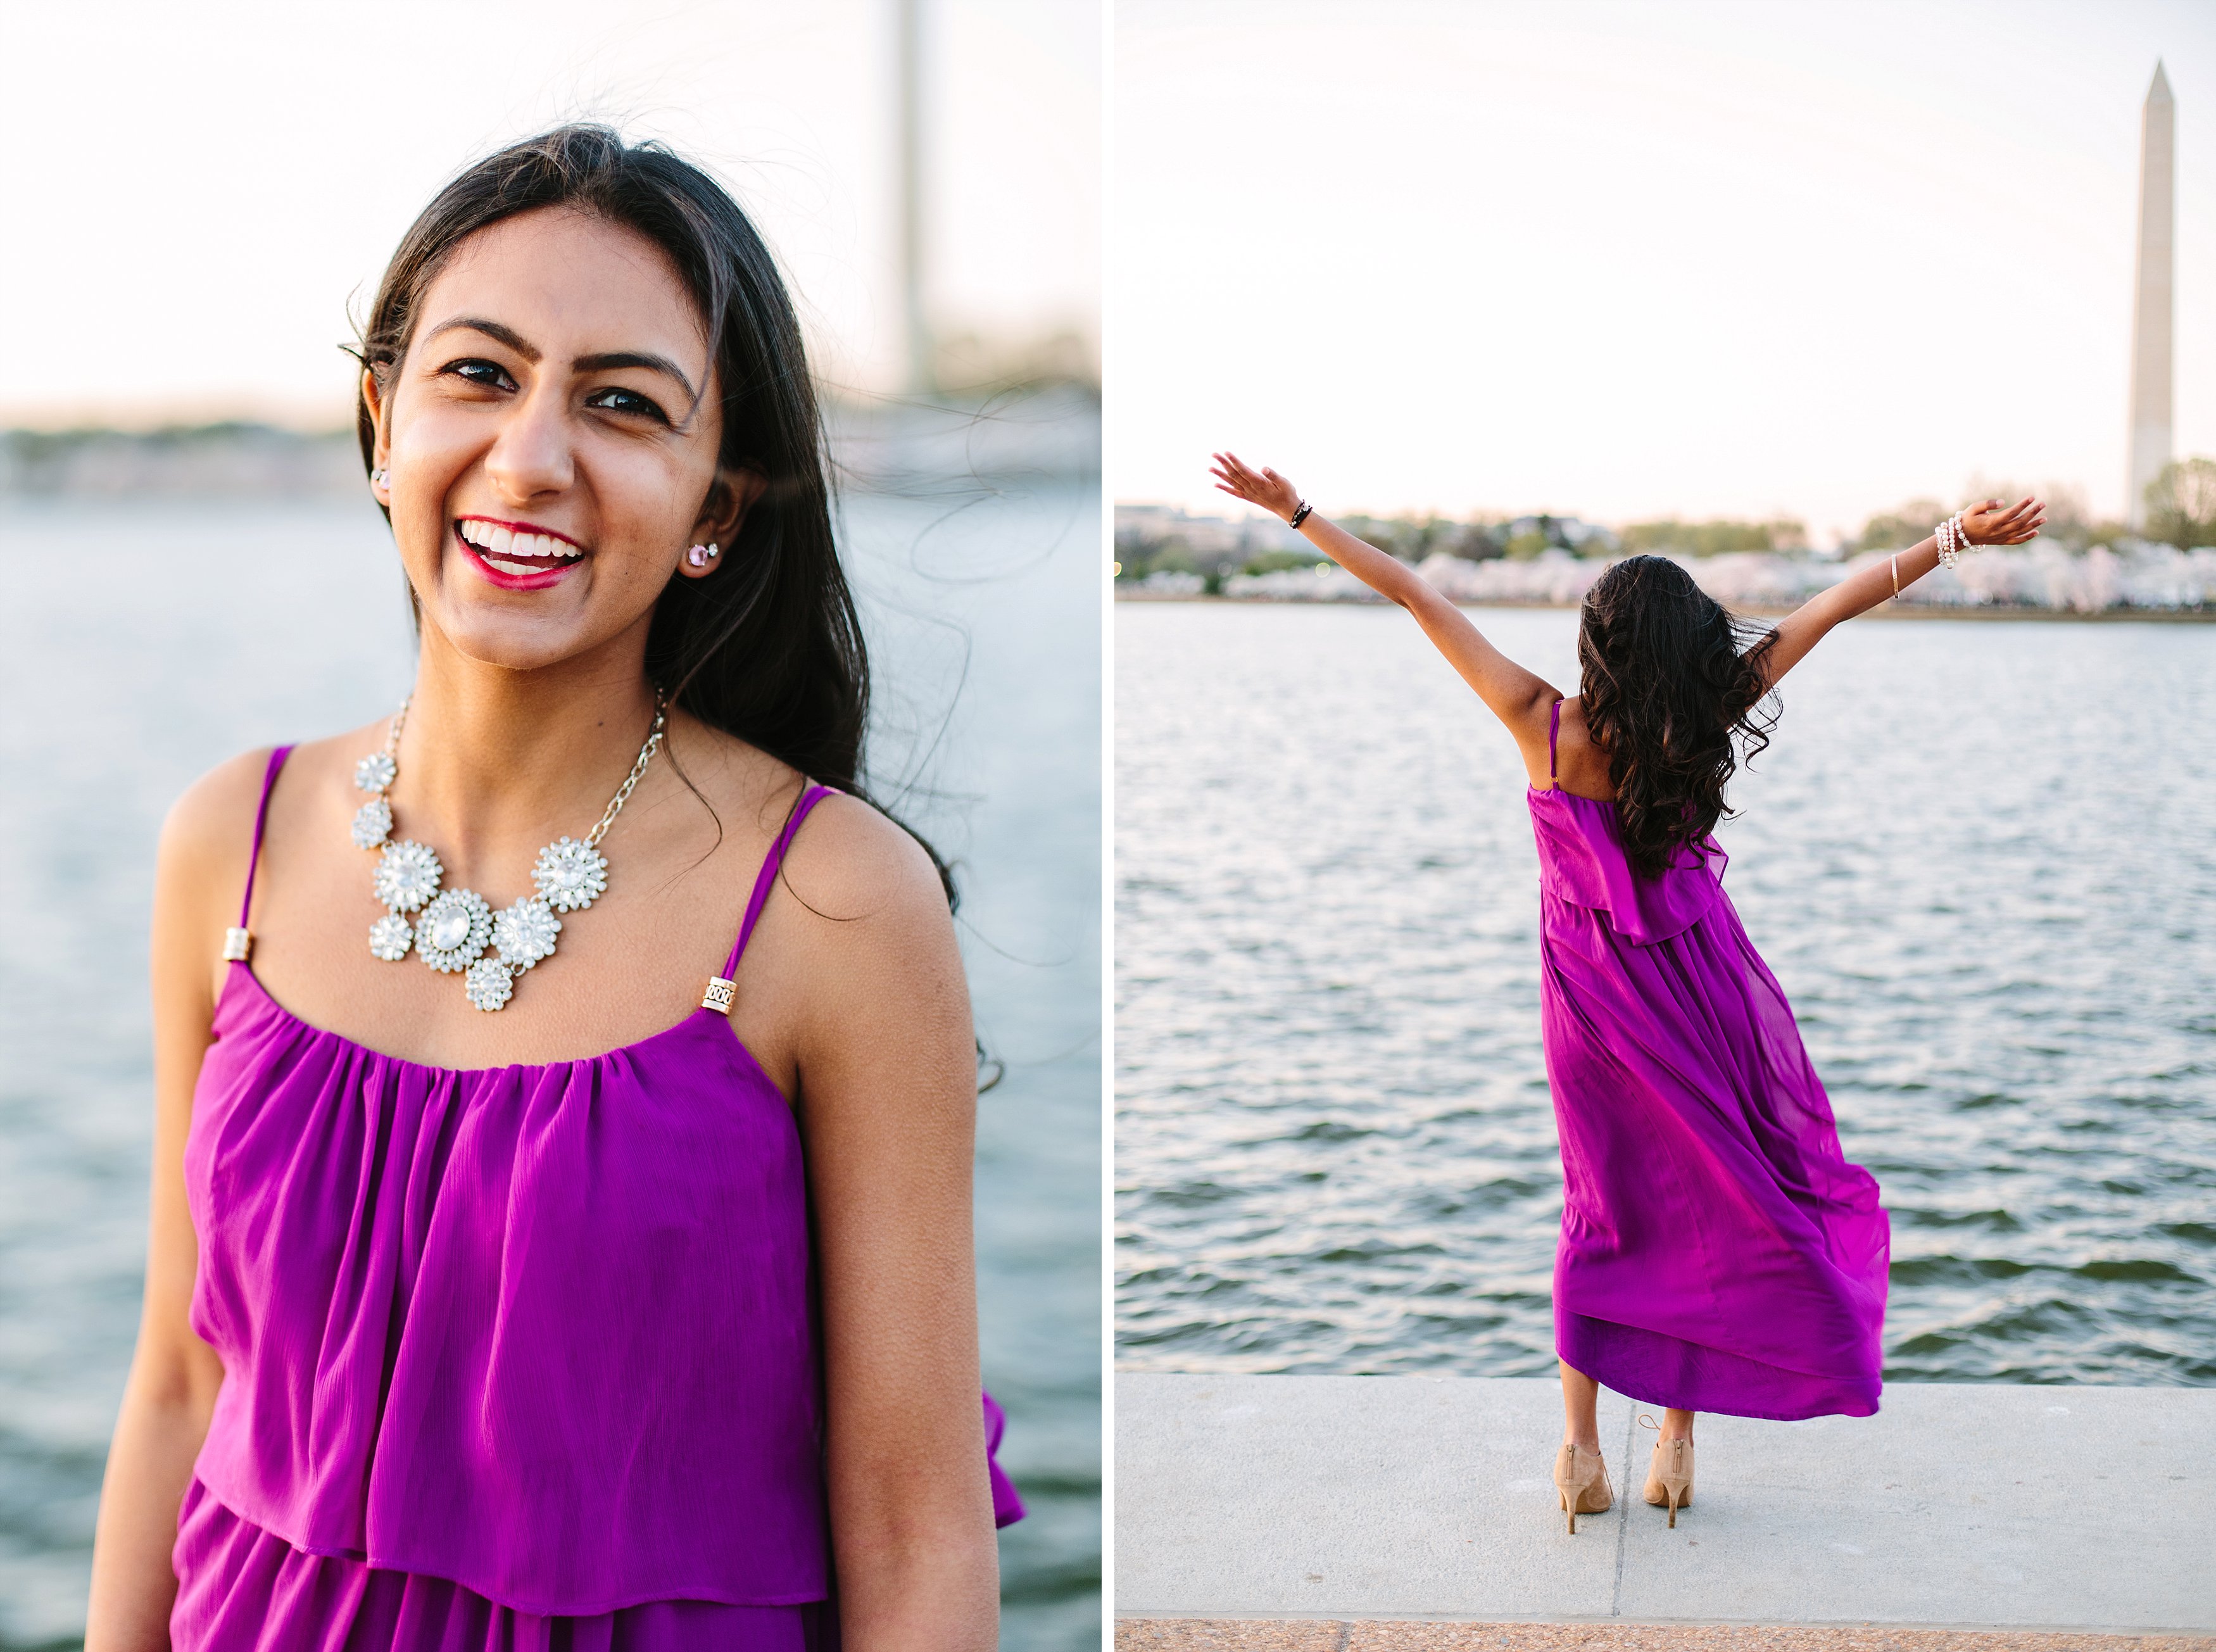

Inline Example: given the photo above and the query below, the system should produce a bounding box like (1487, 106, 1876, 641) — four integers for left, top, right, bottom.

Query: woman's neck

(388, 628, 665, 875)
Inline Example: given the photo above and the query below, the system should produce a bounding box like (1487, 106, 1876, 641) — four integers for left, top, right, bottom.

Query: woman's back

(1527, 699, 1727, 947)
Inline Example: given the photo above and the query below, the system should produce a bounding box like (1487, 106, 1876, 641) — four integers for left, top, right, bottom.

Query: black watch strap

(1288, 500, 1313, 528)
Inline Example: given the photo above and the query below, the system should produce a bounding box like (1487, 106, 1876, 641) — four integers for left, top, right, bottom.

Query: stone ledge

(1116, 1376, 2216, 1634)
(1114, 1619, 2215, 1651)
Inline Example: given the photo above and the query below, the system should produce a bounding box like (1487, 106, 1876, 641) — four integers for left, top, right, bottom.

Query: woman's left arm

(1758, 496, 2044, 687)
(785, 797, 998, 1652)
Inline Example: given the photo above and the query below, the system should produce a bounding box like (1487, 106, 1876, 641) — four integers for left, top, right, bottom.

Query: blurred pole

(897, 0, 936, 398)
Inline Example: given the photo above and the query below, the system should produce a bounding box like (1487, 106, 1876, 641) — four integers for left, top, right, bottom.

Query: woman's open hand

(1962, 496, 2046, 546)
(1210, 451, 1301, 522)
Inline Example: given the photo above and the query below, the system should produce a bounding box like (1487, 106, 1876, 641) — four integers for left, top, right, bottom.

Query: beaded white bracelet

(1935, 512, 1965, 570)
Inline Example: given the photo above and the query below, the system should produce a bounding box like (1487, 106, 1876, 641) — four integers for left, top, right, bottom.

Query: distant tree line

(1616, 518, 1808, 557)
(1853, 462, 2216, 553)
(1116, 460, 2216, 587)
(0, 422, 359, 497)
(2144, 458, 2216, 548)
(1115, 510, 1637, 584)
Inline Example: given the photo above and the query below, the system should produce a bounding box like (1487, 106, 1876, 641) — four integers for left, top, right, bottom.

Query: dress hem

(1557, 1312, 1882, 1423)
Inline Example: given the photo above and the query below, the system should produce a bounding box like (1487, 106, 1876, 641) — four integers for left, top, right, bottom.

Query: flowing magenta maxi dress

(1528, 702, 1889, 1421)
(172, 749, 1022, 1650)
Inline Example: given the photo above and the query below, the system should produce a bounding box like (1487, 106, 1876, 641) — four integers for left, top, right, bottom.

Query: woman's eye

(443, 359, 515, 391)
(584, 386, 669, 423)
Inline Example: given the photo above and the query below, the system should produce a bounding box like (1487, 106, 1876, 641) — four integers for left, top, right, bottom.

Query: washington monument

(2128, 62, 2174, 529)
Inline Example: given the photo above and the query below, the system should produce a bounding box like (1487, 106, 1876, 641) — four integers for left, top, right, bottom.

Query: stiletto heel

(1637, 1414, 1694, 1525)
(1552, 1440, 1612, 1535)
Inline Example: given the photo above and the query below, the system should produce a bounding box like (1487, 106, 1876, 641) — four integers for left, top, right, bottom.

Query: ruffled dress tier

(1528, 704, 1890, 1421)
(175, 753, 1021, 1650)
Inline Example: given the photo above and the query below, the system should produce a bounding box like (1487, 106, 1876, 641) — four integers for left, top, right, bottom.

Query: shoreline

(1114, 593, 2216, 623)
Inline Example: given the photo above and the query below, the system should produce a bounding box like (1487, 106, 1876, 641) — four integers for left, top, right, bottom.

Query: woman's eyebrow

(420, 318, 700, 410)
(424, 316, 541, 360)
(574, 351, 699, 405)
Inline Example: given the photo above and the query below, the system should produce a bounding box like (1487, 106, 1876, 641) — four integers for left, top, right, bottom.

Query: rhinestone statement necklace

(349, 697, 666, 1012)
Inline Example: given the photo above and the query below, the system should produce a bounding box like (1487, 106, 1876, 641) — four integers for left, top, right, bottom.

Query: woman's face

(367, 206, 751, 674)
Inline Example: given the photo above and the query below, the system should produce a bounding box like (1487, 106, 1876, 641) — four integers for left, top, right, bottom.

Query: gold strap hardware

(701, 976, 737, 1014)
(222, 928, 253, 962)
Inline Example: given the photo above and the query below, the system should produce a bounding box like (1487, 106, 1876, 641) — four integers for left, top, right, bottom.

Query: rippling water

(1116, 602, 2216, 1388)
(0, 492, 1099, 1651)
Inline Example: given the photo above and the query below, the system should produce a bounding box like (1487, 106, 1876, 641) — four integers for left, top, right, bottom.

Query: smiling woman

(84, 127, 1016, 1651)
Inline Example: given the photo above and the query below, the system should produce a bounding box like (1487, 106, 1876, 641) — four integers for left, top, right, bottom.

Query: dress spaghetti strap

(1547, 699, 1561, 785)
(700, 783, 834, 1012)
(225, 745, 294, 961)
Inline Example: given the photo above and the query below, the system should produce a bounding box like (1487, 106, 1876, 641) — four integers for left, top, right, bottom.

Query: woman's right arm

(85, 755, 265, 1650)
(1209, 453, 1560, 756)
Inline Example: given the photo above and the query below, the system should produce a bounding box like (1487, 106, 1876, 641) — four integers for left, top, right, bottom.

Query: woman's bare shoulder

(161, 747, 277, 873)
(780, 790, 950, 935)
(1548, 695, 1618, 803)
(655, 712, 946, 926)
(750, 788, 964, 1088)
(158, 724, 391, 890)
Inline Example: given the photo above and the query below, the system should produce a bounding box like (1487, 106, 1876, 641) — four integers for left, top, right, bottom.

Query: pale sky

(1115, 0, 2216, 539)
(1, 0, 1098, 426)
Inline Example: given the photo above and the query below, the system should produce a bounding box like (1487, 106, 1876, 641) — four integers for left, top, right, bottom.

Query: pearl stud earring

(370, 468, 391, 490)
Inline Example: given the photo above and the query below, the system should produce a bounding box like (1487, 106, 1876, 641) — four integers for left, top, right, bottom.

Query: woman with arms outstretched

(1211, 451, 2042, 1532)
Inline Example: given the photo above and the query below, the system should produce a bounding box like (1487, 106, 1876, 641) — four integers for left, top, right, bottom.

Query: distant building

(1116, 504, 1292, 552)
(1113, 503, 1623, 566)
(2128, 62, 2175, 529)
(1114, 505, 1302, 574)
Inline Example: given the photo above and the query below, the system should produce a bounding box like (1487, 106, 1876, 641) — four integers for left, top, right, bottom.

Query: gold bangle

(1890, 552, 1900, 600)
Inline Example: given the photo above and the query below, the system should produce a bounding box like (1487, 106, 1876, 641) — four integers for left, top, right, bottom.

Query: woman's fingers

(1966, 497, 2043, 545)
(1210, 450, 1297, 512)
(1213, 451, 1285, 503)
(1209, 457, 1257, 498)
(1953, 489, 2046, 546)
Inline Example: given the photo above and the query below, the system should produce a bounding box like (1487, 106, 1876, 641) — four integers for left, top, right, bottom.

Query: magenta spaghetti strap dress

(1528, 701, 1889, 1421)
(173, 747, 1021, 1649)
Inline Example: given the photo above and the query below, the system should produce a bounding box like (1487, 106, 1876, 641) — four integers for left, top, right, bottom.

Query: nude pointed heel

(1552, 1441, 1613, 1534)
(1637, 1415, 1694, 1528)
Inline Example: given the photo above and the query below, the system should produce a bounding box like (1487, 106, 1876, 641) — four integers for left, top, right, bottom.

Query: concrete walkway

(1117, 1375, 2216, 1639)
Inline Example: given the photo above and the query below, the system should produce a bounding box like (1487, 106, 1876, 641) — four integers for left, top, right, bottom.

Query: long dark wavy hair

(353, 125, 953, 903)
(1577, 556, 1778, 880)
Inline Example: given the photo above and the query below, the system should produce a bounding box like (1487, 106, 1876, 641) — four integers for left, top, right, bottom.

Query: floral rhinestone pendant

(374, 841, 443, 913)
(533, 837, 609, 912)
(351, 796, 394, 850)
(493, 896, 561, 970)
(368, 913, 414, 962)
(465, 957, 515, 1012)
(415, 888, 493, 973)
